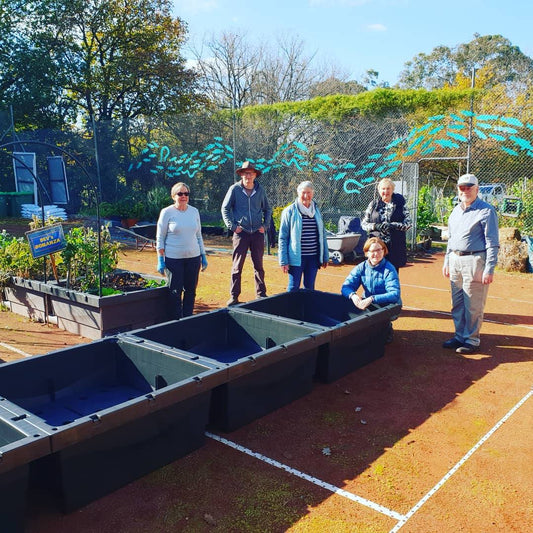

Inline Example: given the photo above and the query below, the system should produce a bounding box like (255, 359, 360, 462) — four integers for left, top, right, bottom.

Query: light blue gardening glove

(201, 253, 208, 271)
(157, 255, 166, 275)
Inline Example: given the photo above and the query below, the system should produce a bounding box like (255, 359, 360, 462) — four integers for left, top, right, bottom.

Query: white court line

(403, 306, 533, 331)
(389, 387, 533, 532)
(0, 341, 31, 358)
(205, 431, 406, 522)
(401, 284, 532, 305)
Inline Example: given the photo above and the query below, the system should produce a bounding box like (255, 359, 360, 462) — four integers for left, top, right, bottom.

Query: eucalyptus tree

(398, 34, 533, 90)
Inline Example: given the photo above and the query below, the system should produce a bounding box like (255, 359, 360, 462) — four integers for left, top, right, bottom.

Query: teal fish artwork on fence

(129, 112, 533, 194)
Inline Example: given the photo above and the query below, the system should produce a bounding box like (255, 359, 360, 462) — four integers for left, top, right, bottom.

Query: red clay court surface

(1, 247, 532, 532)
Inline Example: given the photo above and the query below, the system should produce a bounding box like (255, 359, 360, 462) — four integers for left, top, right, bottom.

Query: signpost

(26, 224, 67, 281)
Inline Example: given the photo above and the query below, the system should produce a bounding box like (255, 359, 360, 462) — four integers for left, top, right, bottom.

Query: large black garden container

(125, 308, 322, 432)
(0, 338, 225, 512)
(0, 411, 51, 533)
(237, 290, 402, 383)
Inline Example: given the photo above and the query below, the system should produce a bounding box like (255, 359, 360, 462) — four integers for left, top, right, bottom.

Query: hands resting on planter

(156, 254, 208, 275)
(350, 293, 373, 310)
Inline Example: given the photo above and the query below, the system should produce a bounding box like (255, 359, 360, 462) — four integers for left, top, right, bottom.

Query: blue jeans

(165, 256, 201, 319)
(287, 255, 320, 291)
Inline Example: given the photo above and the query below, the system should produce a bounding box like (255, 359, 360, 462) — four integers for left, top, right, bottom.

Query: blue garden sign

(26, 224, 66, 259)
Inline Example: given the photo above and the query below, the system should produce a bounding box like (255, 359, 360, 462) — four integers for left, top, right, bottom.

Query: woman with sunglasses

(156, 182, 208, 319)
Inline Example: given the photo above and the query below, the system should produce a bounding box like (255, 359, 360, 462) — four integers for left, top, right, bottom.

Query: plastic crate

(0, 410, 52, 532)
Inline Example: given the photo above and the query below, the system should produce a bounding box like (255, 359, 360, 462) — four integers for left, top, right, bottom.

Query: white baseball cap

(457, 173, 478, 186)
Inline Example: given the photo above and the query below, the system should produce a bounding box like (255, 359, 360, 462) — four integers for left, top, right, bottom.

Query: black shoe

(442, 338, 463, 349)
(226, 297, 239, 306)
(456, 343, 478, 354)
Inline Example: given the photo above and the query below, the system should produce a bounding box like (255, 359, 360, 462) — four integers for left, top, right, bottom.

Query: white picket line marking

(205, 431, 406, 522)
(389, 388, 533, 532)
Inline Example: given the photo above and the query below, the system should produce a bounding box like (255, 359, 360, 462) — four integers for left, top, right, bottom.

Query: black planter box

(3, 276, 171, 339)
(237, 290, 402, 383)
(0, 408, 52, 533)
(125, 309, 322, 431)
(0, 338, 225, 512)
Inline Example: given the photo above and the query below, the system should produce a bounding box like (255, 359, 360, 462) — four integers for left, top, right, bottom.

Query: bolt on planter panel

(0, 408, 52, 533)
(236, 290, 402, 383)
(0, 338, 225, 512)
(4, 276, 171, 339)
(126, 309, 322, 431)
(2, 280, 49, 323)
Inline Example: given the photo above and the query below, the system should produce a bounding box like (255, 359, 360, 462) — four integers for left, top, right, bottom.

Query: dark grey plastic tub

(236, 290, 402, 383)
(125, 308, 323, 431)
(0, 408, 52, 533)
(0, 337, 225, 512)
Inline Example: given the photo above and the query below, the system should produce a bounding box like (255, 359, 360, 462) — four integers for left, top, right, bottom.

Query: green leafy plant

(0, 229, 42, 284)
(505, 178, 533, 233)
(145, 186, 171, 221)
(417, 185, 439, 234)
(61, 226, 121, 292)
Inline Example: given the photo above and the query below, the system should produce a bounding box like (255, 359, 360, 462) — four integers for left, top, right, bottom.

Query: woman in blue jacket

(278, 181, 329, 291)
(341, 237, 401, 341)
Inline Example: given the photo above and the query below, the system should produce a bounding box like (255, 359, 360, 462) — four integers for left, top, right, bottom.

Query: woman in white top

(156, 182, 207, 318)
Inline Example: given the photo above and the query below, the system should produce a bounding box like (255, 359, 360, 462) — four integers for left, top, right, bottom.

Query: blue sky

(172, 0, 533, 86)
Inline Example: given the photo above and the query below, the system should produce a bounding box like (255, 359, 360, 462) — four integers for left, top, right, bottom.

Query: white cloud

(173, 0, 218, 14)
(367, 23, 387, 31)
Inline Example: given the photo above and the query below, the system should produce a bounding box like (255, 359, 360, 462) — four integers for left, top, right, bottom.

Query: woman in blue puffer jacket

(341, 237, 401, 341)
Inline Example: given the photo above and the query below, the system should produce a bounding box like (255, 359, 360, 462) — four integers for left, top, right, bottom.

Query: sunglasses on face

(458, 185, 474, 191)
(176, 191, 190, 197)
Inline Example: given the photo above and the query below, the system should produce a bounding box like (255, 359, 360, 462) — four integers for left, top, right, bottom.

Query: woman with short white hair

(278, 181, 329, 291)
(361, 178, 412, 274)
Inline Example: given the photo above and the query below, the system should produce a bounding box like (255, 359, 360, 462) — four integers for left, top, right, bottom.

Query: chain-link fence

(1, 94, 532, 241)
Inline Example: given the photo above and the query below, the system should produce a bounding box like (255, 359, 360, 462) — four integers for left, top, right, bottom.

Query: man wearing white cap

(442, 173, 499, 354)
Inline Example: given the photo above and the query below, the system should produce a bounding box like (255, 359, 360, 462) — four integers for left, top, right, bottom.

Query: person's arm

(221, 187, 236, 231)
(341, 265, 362, 299)
(278, 206, 290, 268)
(390, 200, 412, 231)
(155, 209, 168, 274)
(195, 210, 208, 271)
(361, 201, 384, 232)
(262, 190, 272, 232)
(482, 206, 499, 281)
(317, 206, 330, 266)
(372, 267, 401, 305)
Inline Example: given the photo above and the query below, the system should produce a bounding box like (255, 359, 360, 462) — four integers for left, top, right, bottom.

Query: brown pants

(230, 231, 266, 299)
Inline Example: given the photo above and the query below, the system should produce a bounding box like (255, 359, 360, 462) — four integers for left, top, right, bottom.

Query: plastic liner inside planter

(126, 309, 322, 432)
(0, 412, 51, 533)
(237, 290, 402, 383)
(0, 338, 224, 512)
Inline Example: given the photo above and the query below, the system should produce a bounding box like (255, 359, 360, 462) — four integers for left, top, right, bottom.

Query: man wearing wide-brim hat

(442, 173, 499, 354)
(221, 161, 272, 306)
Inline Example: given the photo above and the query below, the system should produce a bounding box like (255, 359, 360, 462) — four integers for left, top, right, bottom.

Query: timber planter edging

(3, 275, 171, 340)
